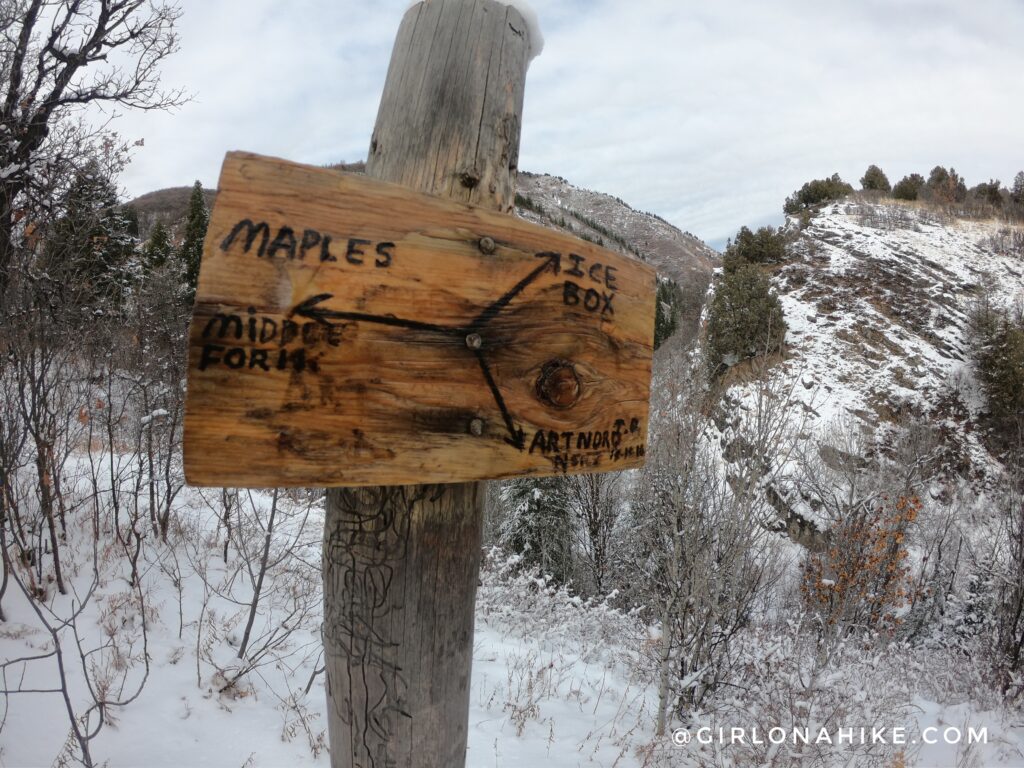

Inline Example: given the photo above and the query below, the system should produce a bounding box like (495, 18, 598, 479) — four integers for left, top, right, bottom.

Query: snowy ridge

(719, 200, 1024, 525)
(516, 171, 717, 288)
(515, 171, 718, 345)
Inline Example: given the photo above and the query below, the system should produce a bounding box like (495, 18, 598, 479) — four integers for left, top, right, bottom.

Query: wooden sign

(183, 152, 656, 487)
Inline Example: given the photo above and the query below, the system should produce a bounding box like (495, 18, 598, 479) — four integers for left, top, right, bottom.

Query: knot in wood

(536, 360, 581, 409)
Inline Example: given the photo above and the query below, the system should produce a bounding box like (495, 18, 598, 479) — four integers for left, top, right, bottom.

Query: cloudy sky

(108, 0, 1024, 250)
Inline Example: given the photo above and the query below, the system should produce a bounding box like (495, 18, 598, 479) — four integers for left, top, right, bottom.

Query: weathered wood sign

(183, 152, 655, 487)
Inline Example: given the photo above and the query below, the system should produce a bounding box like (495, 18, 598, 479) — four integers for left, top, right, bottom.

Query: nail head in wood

(469, 418, 485, 436)
(478, 236, 496, 254)
(465, 333, 483, 350)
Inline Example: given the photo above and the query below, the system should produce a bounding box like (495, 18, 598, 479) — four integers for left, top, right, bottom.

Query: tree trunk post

(322, 2, 532, 766)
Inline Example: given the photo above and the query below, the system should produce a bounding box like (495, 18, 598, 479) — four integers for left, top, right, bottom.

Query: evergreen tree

(1011, 172, 1024, 206)
(925, 165, 967, 203)
(123, 205, 140, 239)
(951, 170, 968, 202)
(142, 220, 174, 269)
(972, 180, 1003, 208)
(927, 165, 950, 191)
(860, 164, 891, 193)
(499, 477, 575, 584)
(892, 173, 926, 201)
(706, 264, 786, 372)
(654, 277, 683, 350)
(44, 161, 137, 310)
(722, 225, 787, 273)
(181, 180, 209, 295)
(783, 173, 854, 214)
(971, 300, 1024, 438)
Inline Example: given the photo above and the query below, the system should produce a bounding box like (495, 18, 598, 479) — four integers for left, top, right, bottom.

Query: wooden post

(321, 2, 532, 766)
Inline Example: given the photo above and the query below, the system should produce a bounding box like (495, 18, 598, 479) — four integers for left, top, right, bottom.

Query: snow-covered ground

(0, 474, 659, 768)
(5, 475, 1024, 768)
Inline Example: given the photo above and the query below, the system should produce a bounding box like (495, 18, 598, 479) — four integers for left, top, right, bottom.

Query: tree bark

(36, 438, 65, 595)
(239, 488, 278, 661)
(322, 2, 530, 766)
(0, 499, 9, 621)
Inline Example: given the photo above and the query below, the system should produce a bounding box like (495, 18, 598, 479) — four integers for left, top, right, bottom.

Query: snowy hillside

(664, 197, 1024, 768)
(515, 171, 717, 288)
(716, 200, 1024, 531)
(786, 200, 1023, 431)
(516, 171, 717, 343)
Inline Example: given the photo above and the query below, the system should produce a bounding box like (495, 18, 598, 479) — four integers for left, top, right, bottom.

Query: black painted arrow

(469, 251, 561, 331)
(472, 349, 526, 450)
(291, 293, 460, 336)
(285, 251, 564, 452)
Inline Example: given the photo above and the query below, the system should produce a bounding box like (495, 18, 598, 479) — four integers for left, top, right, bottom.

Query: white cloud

(110, 0, 1024, 249)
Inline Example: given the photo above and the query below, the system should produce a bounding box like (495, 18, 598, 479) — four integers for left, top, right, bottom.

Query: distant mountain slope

(128, 186, 217, 239)
(515, 171, 717, 341)
(514, 171, 716, 286)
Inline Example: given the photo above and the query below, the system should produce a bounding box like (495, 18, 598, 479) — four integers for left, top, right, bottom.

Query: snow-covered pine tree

(42, 161, 138, 312)
(181, 180, 209, 297)
(143, 220, 174, 270)
(499, 477, 575, 585)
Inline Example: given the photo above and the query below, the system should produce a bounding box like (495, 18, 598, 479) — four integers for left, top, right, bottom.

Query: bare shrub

(801, 495, 921, 636)
(983, 227, 1024, 260)
(629, 344, 799, 733)
(182, 489, 323, 715)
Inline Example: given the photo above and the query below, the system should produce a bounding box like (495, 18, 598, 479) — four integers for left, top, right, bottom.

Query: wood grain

(183, 152, 655, 488)
(316, 3, 563, 767)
